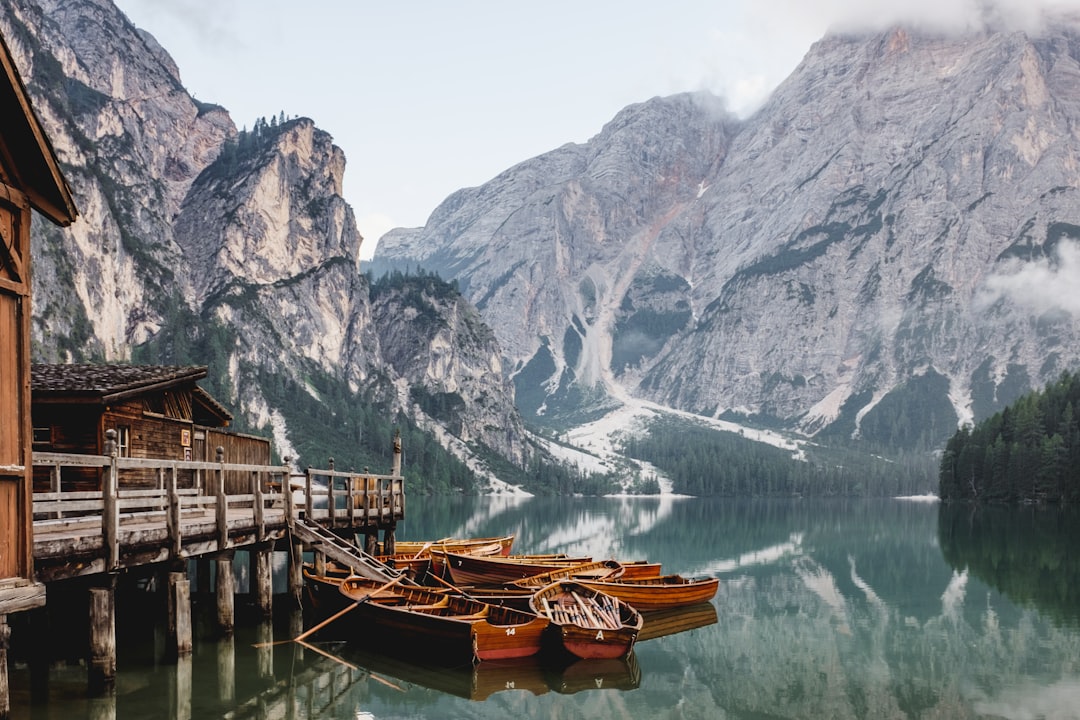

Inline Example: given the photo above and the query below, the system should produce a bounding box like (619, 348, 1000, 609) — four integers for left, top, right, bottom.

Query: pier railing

(30, 444, 404, 577)
(32, 447, 290, 572)
(300, 458, 405, 529)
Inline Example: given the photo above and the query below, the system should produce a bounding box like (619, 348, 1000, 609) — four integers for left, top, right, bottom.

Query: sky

(111, 0, 1080, 260)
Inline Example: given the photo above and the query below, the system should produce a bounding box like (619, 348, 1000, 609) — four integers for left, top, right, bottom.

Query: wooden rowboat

(510, 560, 625, 588)
(303, 565, 437, 619)
(303, 566, 354, 617)
(617, 561, 664, 579)
(339, 576, 550, 663)
(529, 581, 642, 660)
(434, 549, 593, 586)
(576, 574, 719, 612)
(456, 560, 627, 609)
(394, 534, 515, 557)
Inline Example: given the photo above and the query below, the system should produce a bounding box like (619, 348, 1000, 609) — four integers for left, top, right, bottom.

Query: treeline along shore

(939, 371, 1080, 503)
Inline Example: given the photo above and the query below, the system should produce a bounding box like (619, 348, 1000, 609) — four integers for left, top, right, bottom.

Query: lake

(9, 496, 1080, 719)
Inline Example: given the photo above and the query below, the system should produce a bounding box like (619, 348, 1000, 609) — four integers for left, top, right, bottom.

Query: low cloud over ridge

(979, 239, 1080, 317)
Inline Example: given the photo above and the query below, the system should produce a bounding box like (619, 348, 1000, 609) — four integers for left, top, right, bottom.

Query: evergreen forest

(938, 371, 1080, 503)
(621, 418, 937, 497)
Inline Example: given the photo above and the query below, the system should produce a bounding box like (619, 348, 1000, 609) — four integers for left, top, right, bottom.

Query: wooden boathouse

(25, 375, 407, 701)
(30, 363, 270, 491)
(0, 25, 78, 719)
(0, 25, 407, 714)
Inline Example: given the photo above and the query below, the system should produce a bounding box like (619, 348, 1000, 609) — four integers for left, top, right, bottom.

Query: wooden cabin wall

(202, 429, 273, 494)
(1, 275, 23, 580)
(104, 400, 194, 488)
(0, 187, 33, 585)
(31, 404, 100, 492)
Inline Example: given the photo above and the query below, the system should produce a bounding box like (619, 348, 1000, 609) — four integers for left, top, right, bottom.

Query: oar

(411, 541, 433, 560)
(427, 572, 484, 603)
(254, 574, 406, 648)
(429, 569, 473, 595)
(296, 574, 407, 641)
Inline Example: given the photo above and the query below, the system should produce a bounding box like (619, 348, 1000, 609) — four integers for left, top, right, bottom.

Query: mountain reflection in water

(11, 497, 1080, 719)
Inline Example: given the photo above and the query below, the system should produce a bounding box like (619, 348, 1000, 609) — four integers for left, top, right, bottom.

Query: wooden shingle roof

(31, 364, 209, 404)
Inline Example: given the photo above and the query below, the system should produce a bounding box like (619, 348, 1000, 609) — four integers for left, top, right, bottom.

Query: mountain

(12, 0, 1080, 495)
(374, 20, 1080, 451)
(1, 0, 530, 487)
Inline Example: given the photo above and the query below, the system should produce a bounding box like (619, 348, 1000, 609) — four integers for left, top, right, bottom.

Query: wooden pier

(10, 429, 405, 704)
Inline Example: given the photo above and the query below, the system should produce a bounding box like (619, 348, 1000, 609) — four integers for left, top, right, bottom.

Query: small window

(115, 426, 131, 458)
(32, 427, 51, 445)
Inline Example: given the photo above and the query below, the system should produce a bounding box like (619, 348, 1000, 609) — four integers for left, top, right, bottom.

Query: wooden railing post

(305, 468, 313, 519)
(167, 463, 182, 558)
(361, 467, 370, 523)
(251, 470, 265, 540)
(347, 473, 356, 526)
(327, 457, 336, 526)
(102, 429, 119, 572)
(283, 457, 295, 530)
(50, 461, 62, 518)
(215, 446, 228, 550)
(392, 429, 402, 477)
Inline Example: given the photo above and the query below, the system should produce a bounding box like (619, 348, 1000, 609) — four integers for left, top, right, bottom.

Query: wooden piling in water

(384, 522, 397, 555)
(0, 615, 10, 720)
(167, 571, 192, 658)
(289, 538, 304, 607)
(88, 581, 116, 694)
(215, 553, 235, 637)
(253, 545, 273, 618)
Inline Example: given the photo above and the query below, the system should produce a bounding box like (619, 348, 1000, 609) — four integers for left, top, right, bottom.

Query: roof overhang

(31, 364, 210, 405)
(0, 30, 78, 226)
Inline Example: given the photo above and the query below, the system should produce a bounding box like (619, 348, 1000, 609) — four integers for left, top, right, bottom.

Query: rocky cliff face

(2, 0, 528, 478)
(375, 22, 1080, 447)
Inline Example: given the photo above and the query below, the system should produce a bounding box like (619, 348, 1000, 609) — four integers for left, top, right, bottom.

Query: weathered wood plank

(31, 453, 109, 467)
(33, 490, 103, 501)
(0, 579, 46, 615)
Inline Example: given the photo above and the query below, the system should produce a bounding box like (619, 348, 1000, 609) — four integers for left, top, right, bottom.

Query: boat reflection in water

(638, 602, 719, 642)
(319, 598, 715, 701)
(337, 643, 642, 700)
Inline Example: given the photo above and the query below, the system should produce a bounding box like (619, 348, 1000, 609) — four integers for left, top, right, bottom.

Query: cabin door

(0, 191, 31, 582)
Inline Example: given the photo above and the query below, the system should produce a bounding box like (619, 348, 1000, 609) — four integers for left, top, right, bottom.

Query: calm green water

(10, 497, 1080, 719)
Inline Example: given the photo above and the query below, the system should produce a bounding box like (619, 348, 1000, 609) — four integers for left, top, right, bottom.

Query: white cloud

(980, 239, 1080, 316)
(769, 0, 1080, 36)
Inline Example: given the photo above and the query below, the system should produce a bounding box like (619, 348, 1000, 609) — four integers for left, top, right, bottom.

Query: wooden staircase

(291, 517, 413, 584)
